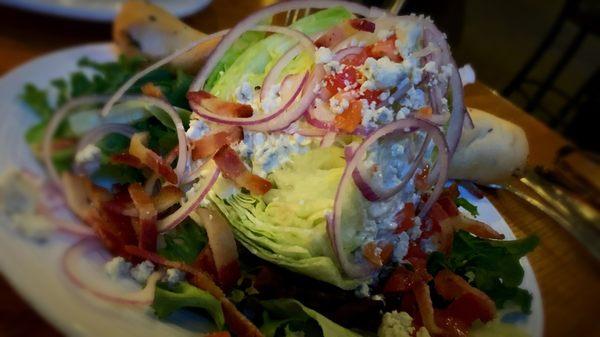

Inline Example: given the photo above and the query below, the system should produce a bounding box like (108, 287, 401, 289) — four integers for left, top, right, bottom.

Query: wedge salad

(1, 1, 540, 336)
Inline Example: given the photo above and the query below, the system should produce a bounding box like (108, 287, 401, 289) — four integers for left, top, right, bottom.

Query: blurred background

(1, 0, 597, 153)
(376, 0, 600, 153)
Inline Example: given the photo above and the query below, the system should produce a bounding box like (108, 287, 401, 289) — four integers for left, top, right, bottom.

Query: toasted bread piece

(449, 108, 529, 184)
(113, 0, 221, 72)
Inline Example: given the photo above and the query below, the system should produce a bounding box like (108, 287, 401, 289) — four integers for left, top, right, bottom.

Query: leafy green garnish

(455, 197, 479, 217)
(152, 282, 224, 328)
(428, 231, 539, 313)
(158, 220, 208, 264)
(261, 299, 362, 337)
(21, 84, 53, 119)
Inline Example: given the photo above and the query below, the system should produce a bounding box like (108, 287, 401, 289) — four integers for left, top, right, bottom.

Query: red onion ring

(100, 30, 229, 118)
(261, 45, 302, 102)
(62, 237, 162, 305)
(157, 164, 220, 232)
(126, 96, 188, 183)
(43, 96, 109, 186)
(191, 0, 383, 92)
(332, 46, 364, 62)
(328, 118, 448, 278)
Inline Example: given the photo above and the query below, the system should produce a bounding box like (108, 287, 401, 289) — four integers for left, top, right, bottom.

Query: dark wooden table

(0, 1, 598, 336)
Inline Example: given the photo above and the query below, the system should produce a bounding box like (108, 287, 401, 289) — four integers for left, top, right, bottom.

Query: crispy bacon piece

(449, 215, 505, 240)
(123, 245, 264, 337)
(314, 19, 360, 48)
(348, 18, 376, 32)
(141, 82, 164, 99)
(129, 132, 178, 184)
(191, 126, 243, 160)
(128, 183, 158, 251)
(195, 208, 241, 291)
(110, 153, 144, 169)
(414, 282, 443, 335)
(205, 332, 231, 337)
(187, 90, 253, 118)
(395, 202, 416, 233)
(362, 242, 393, 267)
(193, 246, 219, 282)
(213, 145, 271, 195)
(152, 185, 183, 213)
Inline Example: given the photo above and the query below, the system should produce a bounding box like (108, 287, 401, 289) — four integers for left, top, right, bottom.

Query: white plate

(0, 43, 544, 337)
(0, 0, 211, 22)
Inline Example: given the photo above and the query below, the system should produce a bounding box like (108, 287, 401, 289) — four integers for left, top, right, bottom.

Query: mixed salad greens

(11, 1, 540, 337)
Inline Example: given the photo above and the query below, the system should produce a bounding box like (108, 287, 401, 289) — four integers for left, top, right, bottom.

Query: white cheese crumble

(315, 47, 334, 64)
(378, 311, 431, 337)
(130, 260, 155, 284)
(0, 170, 53, 241)
(393, 232, 410, 261)
(74, 144, 100, 164)
(234, 131, 313, 178)
(377, 29, 393, 40)
(105, 257, 132, 279)
(165, 268, 186, 286)
(401, 87, 426, 110)
(329, 96, 349, 114)
(261, 84, 282, 113)
(235, 81, 255, 104)
(361, 57, 406, 90)
(186, 118, 210, 141)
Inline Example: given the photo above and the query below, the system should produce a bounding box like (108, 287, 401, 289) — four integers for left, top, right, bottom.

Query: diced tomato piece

(348, 18, 376, 32)
(442, 183, 460, 200)
(435, 310, 471, 337)
(414, 282, 443, 335)
(360, 89, 383, 105)
(437, 197, 460, 217)
(205, 332, 231, 337)
(365, 35, 403, 62)
(141, 82, 164, 99)
(340, 49, 368, 67)
(383, 257, 431, 293)
(427, 201, 449, 224)
(213, 145, 272, 195)
(334, 99, 362, 133)
(193, 246, 218, 282)
(415, 165, 430, 192)
(363, 242, 394, 267)
(405, 241, 428, 259)
(325, 66, 362, 95)
(395, 202, 416, 233)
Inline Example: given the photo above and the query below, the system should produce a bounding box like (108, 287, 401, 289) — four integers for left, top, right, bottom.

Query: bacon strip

(195, 208, 241, 291)
(124, 246, 264, 337)
(213, 145, 271, 195)
(450, 215, 505, 240)
(187, 90, 253, 118)
(348, 18, 376, 32)
(192, 127, 243, 160)
(152, 185, 183, 213)
(110, 153, 144, 169)
(414, 282, 443, 335)
(128, 183, 158, 252)
(129, 132, 178, 184)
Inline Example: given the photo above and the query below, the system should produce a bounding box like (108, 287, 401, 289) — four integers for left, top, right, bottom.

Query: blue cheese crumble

(130, 260, 155, 284)
(234, 131, 313, 178)
(105, 257, 132, 279)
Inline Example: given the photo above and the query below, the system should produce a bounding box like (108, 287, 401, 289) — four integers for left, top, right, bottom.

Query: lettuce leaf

(209, 7, 352, 100)
(152, 282, 224, 328)
(158, 219, 208, 264)
(427, 231, 539, 313)
(261, 299, 362, 337)
(210, 147, 362, 290)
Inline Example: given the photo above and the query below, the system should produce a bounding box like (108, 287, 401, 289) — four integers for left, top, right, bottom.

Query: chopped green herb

(158, 219, 208, 264)
(455, 197, 479, 217)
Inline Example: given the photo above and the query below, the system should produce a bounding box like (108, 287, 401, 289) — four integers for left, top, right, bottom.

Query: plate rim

(0, 0, 211, 22)
(0, 42, 544, 337)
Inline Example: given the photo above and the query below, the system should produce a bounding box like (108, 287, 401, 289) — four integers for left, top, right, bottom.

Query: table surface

(0, 1, 598, 336)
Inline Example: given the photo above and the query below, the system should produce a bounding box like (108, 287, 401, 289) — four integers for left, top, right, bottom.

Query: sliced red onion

(192, 71, 308, 128)
(191, 0, 382, 91)
(328, 118, 449, 278)
(283, 120, 328, 137)
(306, 96, 336, 131)
(125, 96, 188, 183)
(261, 45, 302, 102)
(464, 108, 474, 129)
(100, 30, 228, 118)
(320, 131, 337, 147)
(156, 165, 220, 232)
(37, 201, 95, 237)
(62, 238, 162, 305)
(421, 20, 465, 157)
(43, 96, 109, 186)
(332, 46, 364, 62)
